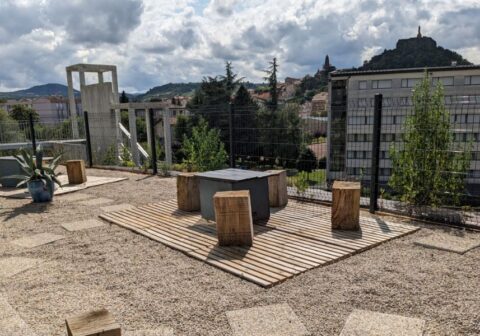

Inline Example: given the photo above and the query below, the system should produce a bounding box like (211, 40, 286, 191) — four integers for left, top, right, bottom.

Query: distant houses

(0, 96, 82, 123)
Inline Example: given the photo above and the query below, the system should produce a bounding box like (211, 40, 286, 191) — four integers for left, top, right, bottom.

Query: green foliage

(9, 104, 39, 122)
(158, 162, 171, 177)
(264, 57, 279, 110)
(101, 145, 118, 166)
(389, 71, 471, 207)
(10, 146, 62, 189)
(138, 82, 199, 101)
(181, 119, 228, 172)
(120, 111, 147, 142)
(120, 146, 135, 167)
(296, 147, 318, 173)
(293, 171, 309, 195)
(0, 109, 21, 142)
(360, 36, 471, 70)
(256, 103, 303, 168)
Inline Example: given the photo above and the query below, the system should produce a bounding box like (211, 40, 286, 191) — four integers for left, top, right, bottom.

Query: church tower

(417, 26, 422, 38)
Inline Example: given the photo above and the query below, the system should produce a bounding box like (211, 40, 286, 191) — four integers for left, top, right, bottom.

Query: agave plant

(11, 146, 62, 189)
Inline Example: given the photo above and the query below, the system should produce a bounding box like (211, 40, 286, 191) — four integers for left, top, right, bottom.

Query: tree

(264, 57, 279, 110)
(221, 62, 243, 100)
(0, 108, 21, 142)
(182, 118, 228, 172)
(120, 91, 129, 103)
(9, 105, 39, 122)
(232, 85, 258, 159)
(256, 103, 303, 167)
(389, 71, 471, 206)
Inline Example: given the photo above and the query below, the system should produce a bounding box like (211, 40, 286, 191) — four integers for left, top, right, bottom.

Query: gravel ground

(0, 167, 479, 335)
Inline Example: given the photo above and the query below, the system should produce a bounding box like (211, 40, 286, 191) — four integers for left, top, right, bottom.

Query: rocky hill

(360, 28, 472, 70)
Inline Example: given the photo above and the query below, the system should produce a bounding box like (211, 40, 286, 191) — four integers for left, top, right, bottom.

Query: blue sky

(0, 0, 479, 92)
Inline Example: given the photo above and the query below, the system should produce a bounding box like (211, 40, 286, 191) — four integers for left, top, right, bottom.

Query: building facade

(327, 65, 480, 194)
(0, 97, 82, 123)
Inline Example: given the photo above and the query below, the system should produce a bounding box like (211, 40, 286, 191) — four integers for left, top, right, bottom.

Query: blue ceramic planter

(27, 179, 54, 203)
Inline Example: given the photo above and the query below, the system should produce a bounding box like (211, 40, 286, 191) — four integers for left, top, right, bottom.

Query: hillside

(0, 83, 79, 99)
(360, 31, 472, 70)
(137, 82, 200, 101)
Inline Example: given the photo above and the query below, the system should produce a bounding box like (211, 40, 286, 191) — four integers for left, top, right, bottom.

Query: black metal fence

(5, 95, 477, 228)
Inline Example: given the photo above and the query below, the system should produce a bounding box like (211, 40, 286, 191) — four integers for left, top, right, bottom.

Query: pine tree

(264, 57, 278, 110)
(389, 71, 471, 206)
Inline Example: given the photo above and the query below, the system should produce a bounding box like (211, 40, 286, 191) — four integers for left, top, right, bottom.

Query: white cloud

(0, 0, 479, 92)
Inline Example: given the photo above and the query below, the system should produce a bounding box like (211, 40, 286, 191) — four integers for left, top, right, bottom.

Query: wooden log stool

(66, 160, 87, 184)
(66, 309, 121, 336)
(177, 173, 200, 211)
(331, 181, 361, 231)
(213, 190, 254, 246)
(266, 170, 288, 207)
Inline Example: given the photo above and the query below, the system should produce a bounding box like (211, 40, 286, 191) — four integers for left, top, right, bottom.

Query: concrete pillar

(111, 68, 119, 103)
(66, 70, 79, 138)
(145, 108, 152, 152)
(111, 68, 121, 148)
(128, 108, 140, 166)
(98, 72, 104, 83)
(163, 109, 172, 165)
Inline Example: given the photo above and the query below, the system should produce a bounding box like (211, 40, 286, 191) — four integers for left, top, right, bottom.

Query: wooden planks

(99, 199, 419, 287)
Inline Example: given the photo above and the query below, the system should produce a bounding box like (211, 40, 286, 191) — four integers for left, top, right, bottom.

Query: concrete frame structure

(111, 102, 173, 166)
(66, 64, 119, 138)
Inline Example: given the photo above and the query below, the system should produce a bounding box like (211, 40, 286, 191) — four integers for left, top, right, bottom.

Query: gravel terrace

(0, 167, 479, 335)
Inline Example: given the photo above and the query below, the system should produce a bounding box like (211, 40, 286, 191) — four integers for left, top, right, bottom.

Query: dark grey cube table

(196, 168, 270, 223)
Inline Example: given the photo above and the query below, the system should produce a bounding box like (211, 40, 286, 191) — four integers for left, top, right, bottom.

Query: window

(359, 81, 367, 90)
(465, 76, 480, 85)
(372, 80, 392, 89)
(399, 97, 411, 106)
(432, 76, 454, 86)
(358, 98, 367, 107)
(347, 151, 354, 159)
(383, 97, 392, 107)
(401, 78, 420, 88)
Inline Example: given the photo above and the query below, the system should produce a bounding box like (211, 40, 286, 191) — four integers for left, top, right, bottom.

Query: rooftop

(330, 64, 480, 77)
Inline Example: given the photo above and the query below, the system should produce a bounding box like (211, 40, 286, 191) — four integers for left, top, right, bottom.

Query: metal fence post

(229, 103, 235, 168)
(369, 94, 383, 213)
(83, 111, 93, 168)
(162, 109, 172, 166)
(28, 112, 37, 155)
(148, 108, 158, 175)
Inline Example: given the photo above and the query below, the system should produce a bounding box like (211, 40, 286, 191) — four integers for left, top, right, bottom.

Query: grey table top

(196, 168, 270, 182)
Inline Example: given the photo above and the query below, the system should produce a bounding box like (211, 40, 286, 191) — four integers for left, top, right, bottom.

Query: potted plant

(11, 147, 62, 202)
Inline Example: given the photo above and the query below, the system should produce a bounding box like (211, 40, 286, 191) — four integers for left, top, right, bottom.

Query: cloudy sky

(1, 0, 479, 92)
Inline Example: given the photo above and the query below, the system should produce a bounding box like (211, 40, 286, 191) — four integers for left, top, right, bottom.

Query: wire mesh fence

(0, 116, 86, 161)
(3, 94, 478, 227)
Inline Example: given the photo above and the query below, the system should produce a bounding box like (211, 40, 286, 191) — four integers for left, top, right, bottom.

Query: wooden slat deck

(99, 200, 419, 287)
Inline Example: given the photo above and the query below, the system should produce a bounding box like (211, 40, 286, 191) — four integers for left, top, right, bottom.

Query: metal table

(196, 168, 270, 222)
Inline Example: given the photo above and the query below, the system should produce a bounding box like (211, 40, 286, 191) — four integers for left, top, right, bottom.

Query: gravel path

(0, 167, 479, 335)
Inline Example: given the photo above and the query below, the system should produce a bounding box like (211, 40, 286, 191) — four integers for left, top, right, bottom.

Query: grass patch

(288, 169, 326, 187)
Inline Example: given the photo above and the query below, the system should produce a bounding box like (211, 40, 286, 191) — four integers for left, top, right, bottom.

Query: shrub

(181, 118, 227, 172)
(296, 147, 317, 172)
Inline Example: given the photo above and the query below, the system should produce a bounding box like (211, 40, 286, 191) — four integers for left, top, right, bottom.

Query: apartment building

(327, 64, 480, 194)
(0, 97, 82, 123)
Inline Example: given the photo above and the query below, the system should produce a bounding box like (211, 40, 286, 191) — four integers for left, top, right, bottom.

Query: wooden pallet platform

(99, 200, 419, 287)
